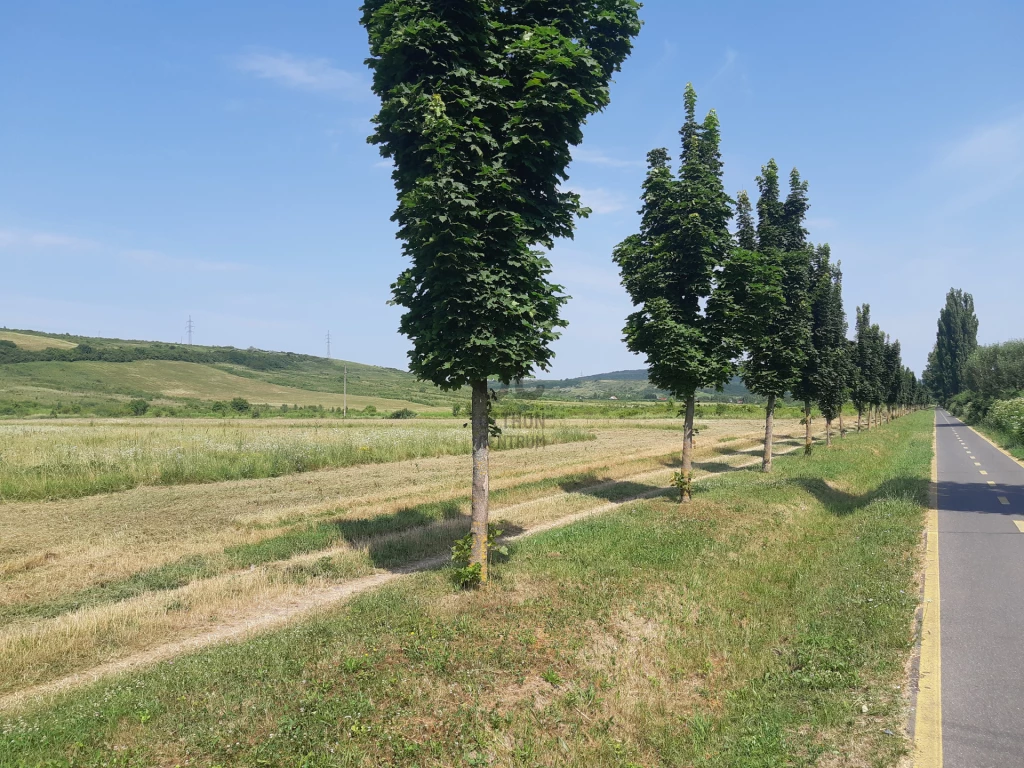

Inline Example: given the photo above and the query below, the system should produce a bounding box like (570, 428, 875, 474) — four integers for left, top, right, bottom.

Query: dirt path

(0, 444, 805, 712)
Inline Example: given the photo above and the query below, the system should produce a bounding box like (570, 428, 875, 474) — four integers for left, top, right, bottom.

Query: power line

(185, 316, 195, 346)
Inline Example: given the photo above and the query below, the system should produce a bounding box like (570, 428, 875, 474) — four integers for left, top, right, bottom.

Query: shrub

(987, 398, 1024, 443)
(229, 397, 251, 414)
(362, 405, 377, 415)
(128, 398, 149, 416)
(388, 408, 417, 419)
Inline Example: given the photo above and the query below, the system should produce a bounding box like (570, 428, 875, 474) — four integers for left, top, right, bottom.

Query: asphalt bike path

(931, 409, 1024, 765)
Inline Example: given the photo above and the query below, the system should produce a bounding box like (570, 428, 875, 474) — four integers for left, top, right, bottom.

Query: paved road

(935, 409, 1024, 765)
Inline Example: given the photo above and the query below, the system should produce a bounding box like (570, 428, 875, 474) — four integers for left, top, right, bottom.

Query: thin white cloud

(233, 52, 367, 97)
(934, 113, 1024, 208)
(710, 48, 739, 84)
(572, 148, 643, 169)
(575, 187, 628, 215)
(0, 229, 96, 249)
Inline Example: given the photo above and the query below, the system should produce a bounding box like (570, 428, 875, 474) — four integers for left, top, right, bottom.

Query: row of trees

(923, 288, 980, 403)
(613, 86, 925, 493)
(361, 2, 919, 580)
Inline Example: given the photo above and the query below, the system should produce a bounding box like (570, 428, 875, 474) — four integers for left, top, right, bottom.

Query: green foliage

(388, 408, 418, 419)
(811, 251, 850, 422)
(451, 524, 508, 589)
(613, 85, 735, 401)
(987, 398, 1024, 442)
(362, 0, 641, 391)
(229, 397, 251, 413)
(715, 161, 812, 403)
(851, 305, 884, 415)
(0, 338, 315, 371)
(127, 398, 149, 416)
(923, 288, 979, 402)
(964, 340, 1024, 401)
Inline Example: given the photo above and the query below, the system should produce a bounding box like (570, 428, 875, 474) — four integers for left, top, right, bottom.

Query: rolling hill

(0, 327, 756, 418)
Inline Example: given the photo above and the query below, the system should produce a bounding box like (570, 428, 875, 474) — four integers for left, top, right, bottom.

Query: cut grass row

(0, 423, 594, 502)
(0, 412, 932, 766)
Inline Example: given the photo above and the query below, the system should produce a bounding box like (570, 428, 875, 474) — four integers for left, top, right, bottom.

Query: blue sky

(1, 0, 1021, 379)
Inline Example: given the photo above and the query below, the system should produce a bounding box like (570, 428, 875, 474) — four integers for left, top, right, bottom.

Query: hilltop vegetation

(0, 328, 766, 419)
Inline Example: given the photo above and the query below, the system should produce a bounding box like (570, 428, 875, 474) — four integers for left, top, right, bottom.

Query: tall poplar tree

(362, 0, 641, 580)
(810, 249, 849, 446)
(715, 161, 811, 471)
(851, 305, 880, 430)
(923, 288, 979, 403)
(614, 85, 734, 501)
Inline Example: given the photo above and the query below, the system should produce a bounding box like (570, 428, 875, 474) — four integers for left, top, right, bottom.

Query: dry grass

(0, 331, 77, 351)
(0, 417, 806, 700)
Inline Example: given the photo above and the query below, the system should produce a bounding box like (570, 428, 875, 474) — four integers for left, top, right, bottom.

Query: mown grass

(0, 422, 594, 501)
(0, 411, 931, 766)
(0, 460, 666, 629)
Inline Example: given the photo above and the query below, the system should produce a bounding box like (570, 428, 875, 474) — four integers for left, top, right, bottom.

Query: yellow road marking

(915, 418, 942, 767)
(988, 481, 996, 486)
(1015, 521, 1024, 533)
(999, 497, 1010, 506)
(980, 470, 989, 475)
(974, 462, 981, 466)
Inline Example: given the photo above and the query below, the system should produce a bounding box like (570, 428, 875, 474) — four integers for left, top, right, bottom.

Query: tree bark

(681, 394, 695, 502)
(762, 394, 776, 472)
(838, 410, 845, 438)
(804, 401, 812, 455)
(857, 409, 863, 432)
(826, 418, 833, 446)
(470, 380, 490, 582)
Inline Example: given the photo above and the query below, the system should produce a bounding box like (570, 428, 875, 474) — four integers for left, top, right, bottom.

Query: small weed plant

(450, 524, 508, 589)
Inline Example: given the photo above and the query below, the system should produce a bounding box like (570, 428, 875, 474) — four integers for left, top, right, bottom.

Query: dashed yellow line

(988, 481, 996, 486)
(915, 418, 943, 767)
(998, 497, 1010, 506)
(1015, 521, 1024, 533)
(980, 471, 989, 476)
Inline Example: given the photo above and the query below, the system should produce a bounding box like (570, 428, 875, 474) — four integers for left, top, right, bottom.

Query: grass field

(0, 360, 437, 412)
(0, 417, 802, 701)
(0, 419, 593, 501)
(0, 411, 931, 766)
(0, 331, 77, 351)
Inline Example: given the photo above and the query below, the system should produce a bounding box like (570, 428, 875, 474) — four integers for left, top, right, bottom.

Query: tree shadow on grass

(792, 476, 931, 517)
(556, 476, 665, 503)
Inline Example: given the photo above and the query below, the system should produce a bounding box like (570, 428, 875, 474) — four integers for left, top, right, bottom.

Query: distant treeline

(0, 340, 318, 372)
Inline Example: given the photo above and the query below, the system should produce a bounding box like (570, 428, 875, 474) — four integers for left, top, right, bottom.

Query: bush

(230, 397, 251, 414)
(127, 398, 149, 416)
(987, 398, 1024, 443)
(388, 408, 417, 419)
(362, 405, 377, 415)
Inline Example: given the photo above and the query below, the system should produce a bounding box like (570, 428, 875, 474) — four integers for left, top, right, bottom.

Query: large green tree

(362, 0, 641, 580)
(715, 161, 812, 471)
(923, 288, 979, 403)
(613, 84, 734, 501)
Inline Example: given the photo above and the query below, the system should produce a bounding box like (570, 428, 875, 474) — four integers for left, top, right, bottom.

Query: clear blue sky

(2, 1, 1021, 379)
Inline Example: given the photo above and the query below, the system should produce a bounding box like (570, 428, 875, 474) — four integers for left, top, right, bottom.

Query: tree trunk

(826, 418, 833, 446)
(762, 394, 776, 472)
(804, 401, 812, 455)
(839, 410, 845, 438)
(681, 394, 695, 502)
(470, 380, 490, 583)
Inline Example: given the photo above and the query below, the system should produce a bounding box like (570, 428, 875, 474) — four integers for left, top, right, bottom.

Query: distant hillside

(492, 370, 758, 403)
(0, 328, 762, 418)
(0, 327, 457, 417)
